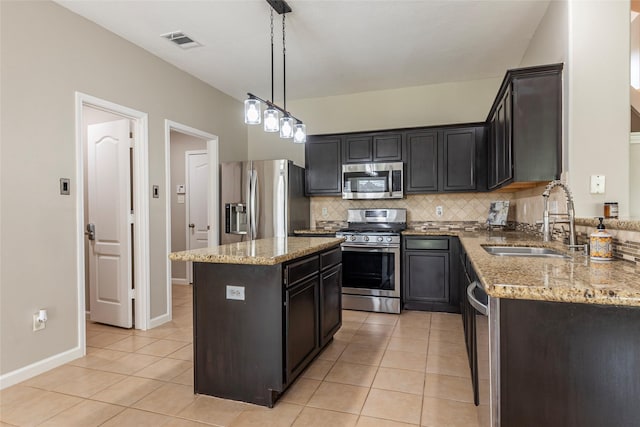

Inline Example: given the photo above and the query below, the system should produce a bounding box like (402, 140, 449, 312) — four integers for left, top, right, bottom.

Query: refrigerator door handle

(250, 169, 258, 240)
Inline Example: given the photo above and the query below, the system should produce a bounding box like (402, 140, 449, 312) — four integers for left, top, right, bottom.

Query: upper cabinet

(343, 132, 403, 163)
(305, 135, 342, 196)
(405, 125, 487, 194)
(487, 64, 563, 190)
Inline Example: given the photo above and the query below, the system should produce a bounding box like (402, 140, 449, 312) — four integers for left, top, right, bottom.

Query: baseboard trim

(149, 312, 171, 329)
(172, 278, 189, 285)
(0, 346, 83, 390)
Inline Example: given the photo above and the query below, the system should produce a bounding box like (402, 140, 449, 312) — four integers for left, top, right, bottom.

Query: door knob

(188, 223, 195, 228)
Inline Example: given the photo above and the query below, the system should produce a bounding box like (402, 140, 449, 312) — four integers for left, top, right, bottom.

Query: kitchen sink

(482, 245, 571, 259)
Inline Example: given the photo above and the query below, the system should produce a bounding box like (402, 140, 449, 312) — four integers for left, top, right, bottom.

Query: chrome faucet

(541, 180, 577, 246)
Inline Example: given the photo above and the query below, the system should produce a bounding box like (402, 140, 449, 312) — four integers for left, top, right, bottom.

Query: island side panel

(193, 262, 284, 407)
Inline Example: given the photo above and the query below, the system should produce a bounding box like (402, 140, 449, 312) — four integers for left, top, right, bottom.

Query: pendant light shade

(280, 115, 294, 138)
(244, 98, 261, 125)
(264, 108, 280, 132)
(293, 123, 307, 144)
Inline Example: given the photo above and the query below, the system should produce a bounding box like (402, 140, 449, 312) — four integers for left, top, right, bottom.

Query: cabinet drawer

(320, 247, 341, 270)
(285, 255, 319, 287)
(405, 238, 449, 251)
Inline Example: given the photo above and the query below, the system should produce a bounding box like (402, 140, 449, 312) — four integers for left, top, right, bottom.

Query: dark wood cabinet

(343, 132, 403, 163)
(402, 236, 460, 312)
(319, 263, 342, 346)
(499, 299, 640, 427)
(487, 64, 562, 190)
(305, 135, 342, 196)
(405, 130, 439, 193)
(193, 244, 342, 407)
(405, 125, 486, 194)
(319, 246, 342, 347)
(285, 275, 319, 381)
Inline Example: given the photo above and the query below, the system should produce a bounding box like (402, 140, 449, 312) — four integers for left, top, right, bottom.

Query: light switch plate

(177, 194, 185, 204)
(590, 175, 605, 194)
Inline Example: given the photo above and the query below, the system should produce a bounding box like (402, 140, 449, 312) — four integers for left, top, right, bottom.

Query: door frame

(184, 149, 209, 284)
(75, 92, 150, 346)
(163, 120, 219, 326)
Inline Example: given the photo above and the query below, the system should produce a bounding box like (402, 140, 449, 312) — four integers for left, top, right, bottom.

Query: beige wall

(248, 78, 502, 167)
(567, 0, 630, 217)
(0, 1, 247, 377)
(170, 131, 207, 282)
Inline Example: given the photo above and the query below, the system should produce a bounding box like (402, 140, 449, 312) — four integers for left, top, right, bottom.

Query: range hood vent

(161, 31, 202, 49)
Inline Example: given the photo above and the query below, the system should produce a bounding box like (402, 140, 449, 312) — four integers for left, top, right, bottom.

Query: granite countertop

(169, 237, 344, 266)
(456, 232, 640, 307)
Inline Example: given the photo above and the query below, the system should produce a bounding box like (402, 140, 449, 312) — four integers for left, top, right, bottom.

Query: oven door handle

(341, 245, 398, 253)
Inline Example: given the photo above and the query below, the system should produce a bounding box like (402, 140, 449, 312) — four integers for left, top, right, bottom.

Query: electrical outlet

(590, 175, 605, 194)
(321, 207, 328, 217)
(435, 206, 443, 217)
(33, 314, 45, 331)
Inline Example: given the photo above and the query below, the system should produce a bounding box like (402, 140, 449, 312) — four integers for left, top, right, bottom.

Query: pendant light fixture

(244, 0, 306, 143)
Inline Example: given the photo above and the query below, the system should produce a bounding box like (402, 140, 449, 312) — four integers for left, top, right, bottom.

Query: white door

(186, 150, 209, 283)
(87, 119, 133, 328)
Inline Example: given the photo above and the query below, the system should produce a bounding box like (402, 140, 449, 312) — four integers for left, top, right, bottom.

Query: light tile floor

(0, 285, 479, 427)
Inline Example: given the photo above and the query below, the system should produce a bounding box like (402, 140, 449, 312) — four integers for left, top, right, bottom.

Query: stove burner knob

(364, 236, 369, 242)
(377, 237, 384, 242)
(350, 235, 356, 241)
(386, 237, 393, 242)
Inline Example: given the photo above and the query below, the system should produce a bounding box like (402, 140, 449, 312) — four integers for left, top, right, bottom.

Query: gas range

(338, 208, 406, 314)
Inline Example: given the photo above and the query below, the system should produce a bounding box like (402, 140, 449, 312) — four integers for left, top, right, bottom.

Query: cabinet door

(343, 135, 373, 163)
(373, 133, 403, 162)
(442, 128, 476, 192)
(320, 264, 342, 347)
(305, 136, 342, 195)
(286, 276, 320, 381)
(405, 130, 439, 193)
(404, 251, 450, 303)
(489, 87, 513, 189)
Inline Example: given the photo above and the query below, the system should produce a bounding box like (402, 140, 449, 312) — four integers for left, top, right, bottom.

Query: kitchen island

(169, 237, 344, 407)
(404, 230, 640, 427)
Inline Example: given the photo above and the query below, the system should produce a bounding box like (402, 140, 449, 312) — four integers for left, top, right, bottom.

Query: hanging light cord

(282, 13, 287, 113)
(270, 8, 275, 103)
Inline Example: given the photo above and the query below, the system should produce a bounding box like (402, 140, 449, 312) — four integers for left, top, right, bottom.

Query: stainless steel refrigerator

(220, 160, 310, 244)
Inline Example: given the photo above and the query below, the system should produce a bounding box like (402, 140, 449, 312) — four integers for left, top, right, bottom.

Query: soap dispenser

(590, 217, 613, 261)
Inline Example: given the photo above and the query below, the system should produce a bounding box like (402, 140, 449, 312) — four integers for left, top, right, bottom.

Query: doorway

(75, 92, 150, 350)
(164, 121, 218, 325)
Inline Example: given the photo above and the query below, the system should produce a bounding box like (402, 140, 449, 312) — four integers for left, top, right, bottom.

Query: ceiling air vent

(161, 31, 202, 50)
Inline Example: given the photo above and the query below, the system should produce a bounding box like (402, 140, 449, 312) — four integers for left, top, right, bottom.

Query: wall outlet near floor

(435, 206, 443, 217)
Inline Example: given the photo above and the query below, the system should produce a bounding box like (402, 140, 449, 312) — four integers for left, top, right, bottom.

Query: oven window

(342, 250, 395, 290)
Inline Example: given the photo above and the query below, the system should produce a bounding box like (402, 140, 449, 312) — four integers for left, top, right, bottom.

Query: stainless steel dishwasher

(467, 281, 490, 427)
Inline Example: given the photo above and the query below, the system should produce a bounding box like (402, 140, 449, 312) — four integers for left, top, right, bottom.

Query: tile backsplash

(310, 193, 515, 226)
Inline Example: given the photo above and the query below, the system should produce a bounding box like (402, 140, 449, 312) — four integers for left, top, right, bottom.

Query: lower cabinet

(402, 236, 460, 312)
(320, 263, 342, 346)
(285, 275, 320, 381)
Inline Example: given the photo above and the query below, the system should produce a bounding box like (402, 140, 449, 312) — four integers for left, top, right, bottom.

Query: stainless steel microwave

(342, 162, 404, 200)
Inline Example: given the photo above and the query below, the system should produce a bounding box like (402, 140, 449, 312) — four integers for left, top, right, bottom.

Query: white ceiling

(56, 0, 551, 103)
